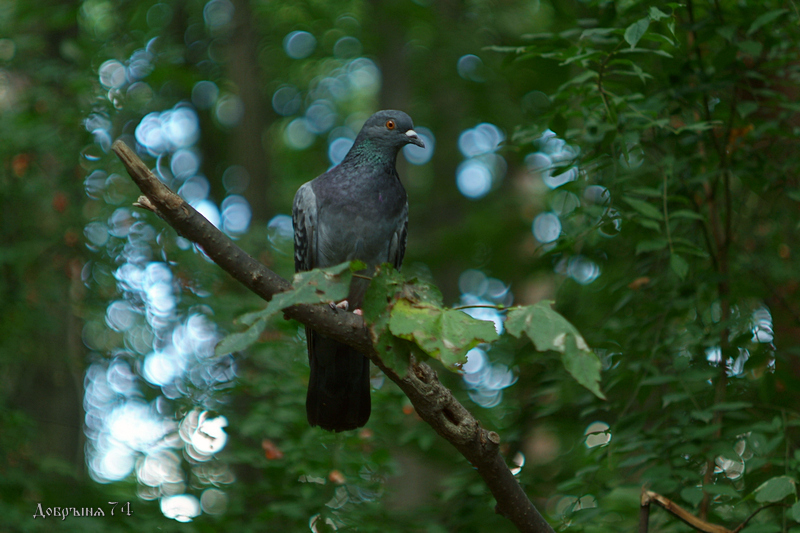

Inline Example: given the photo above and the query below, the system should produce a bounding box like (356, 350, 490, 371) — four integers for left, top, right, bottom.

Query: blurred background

(2, 0, 799, 531)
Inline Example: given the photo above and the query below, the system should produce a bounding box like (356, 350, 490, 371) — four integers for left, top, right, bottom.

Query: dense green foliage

(1, 0, 800, 532)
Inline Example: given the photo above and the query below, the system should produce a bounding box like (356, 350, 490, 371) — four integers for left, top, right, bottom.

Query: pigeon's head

(356, 110, 425, 151)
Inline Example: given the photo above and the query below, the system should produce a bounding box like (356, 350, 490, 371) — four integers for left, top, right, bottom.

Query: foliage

(493, 0, 800, 530)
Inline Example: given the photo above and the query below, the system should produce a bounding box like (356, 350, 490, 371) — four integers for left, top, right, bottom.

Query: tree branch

(641, 489, 732, 533)
(641, 489, 787, 533)
(112, 139, 554, 533)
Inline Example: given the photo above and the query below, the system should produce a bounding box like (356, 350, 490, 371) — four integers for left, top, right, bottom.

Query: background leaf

(506, 301, 604, 399)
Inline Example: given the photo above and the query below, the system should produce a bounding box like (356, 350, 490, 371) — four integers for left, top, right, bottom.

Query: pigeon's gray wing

(293, 179, 370, 432)
(293, 182, 317, 272)
(388, 200, 408, 270)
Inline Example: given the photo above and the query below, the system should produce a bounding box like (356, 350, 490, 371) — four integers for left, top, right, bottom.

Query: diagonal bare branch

(112, 139, 554, 533)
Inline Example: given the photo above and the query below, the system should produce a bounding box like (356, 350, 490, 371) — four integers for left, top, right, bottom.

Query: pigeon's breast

(315, 178, 405, 269)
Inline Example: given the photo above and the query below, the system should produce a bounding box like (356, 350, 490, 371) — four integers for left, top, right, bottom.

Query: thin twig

(730, 502, 789, 533)
(642, 489, 731, 533)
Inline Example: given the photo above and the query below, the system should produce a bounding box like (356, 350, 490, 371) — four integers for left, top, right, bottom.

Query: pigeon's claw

(328, 299, 349, 312)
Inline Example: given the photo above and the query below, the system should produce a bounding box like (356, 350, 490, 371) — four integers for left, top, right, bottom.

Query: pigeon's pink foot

(328, 300, 349, 312)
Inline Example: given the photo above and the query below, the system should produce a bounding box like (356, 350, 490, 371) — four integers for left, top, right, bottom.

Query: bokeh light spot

(192, 81, 219, 110)
(99, 59, 127, 89)
(328, 137, 354, 166)
(283, 30, 316, 59)
(215, 94, 244, 128)
(272, 85, 301, 116)
(284, 118, 315, 150)
(457, 54, 486, 82)
(533, 212, 561, 243)
(161, 494, 201, 522)
(333, 36, 362, 59)
(456, 160, 492, 199)
(585, 421, 611, 448)
(203, 0, 234, 30)
(221, 195, 251, 236)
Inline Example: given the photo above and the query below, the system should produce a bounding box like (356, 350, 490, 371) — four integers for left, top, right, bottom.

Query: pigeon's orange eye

(385, 120, 396, 130)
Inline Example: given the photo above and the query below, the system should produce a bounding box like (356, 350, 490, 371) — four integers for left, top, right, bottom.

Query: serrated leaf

(215, 261, 354, 356)
(747, 9, 788, 36)
(754, 475, 796, 503)
(362, 264, 410, 375)
(506, 301, 604, 399)
(389, 299, 499, 370)
(624, 17, 650, 48)
(670, 254, 688, 280)
(267, 261, 354, 317)
(623, 196, 664, 220)
(562, 333, 605, 399)
(636, 239, 668, 254)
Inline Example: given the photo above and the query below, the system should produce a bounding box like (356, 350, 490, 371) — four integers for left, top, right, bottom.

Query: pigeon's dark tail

(305, 328, 371, 432)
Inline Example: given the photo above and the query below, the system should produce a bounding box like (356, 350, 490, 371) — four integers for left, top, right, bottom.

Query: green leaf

(635, 218, 661, 231)
(631, 63, 652, 83)
(506, 301, 604, 399)
(388, 299, 499, 370)
(619, 47, 673, 58)
(691, 410, 713, 423)
(703, 484, 739, 498)
(661, 392, 689, 407)
(669, 209, 705, 221)
(754, 476, 796, 503)
(788, 190, 800, 202)
(623, 196, 664, 221)
(681, 487, 704, 507)
(266, 261, 354, 316)
(790, 500, 800, 522)
(627, 187, 662, 197)
(579, 27, 617, 40)
(716, 26, 735, 42)
(737, 101, 759, 119)
(624, 18, 650, 48)
(670, 254, 688, 280)
(738, 40, 763, 57)
(635, 239, 668, 254)
(215, 261, 355, 356)
(747, 9, 789, 36)
(713, 401, 753, 411)
(675, 121, 720, 133)
(215, 318, 267, 356)
(363, 264, 410, 375)
(648, 7, 670, 21)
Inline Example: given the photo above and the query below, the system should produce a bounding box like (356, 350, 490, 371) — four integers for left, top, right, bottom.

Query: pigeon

(292, 110, 424, 431)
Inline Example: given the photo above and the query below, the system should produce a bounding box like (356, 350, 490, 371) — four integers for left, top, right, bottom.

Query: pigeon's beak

(405, 129, 425, 148)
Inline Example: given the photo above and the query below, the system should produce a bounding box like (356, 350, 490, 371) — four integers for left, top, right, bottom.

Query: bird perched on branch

(292, 110, 424, 432)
